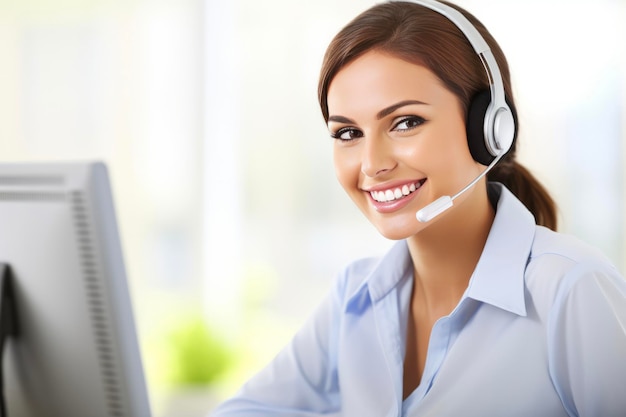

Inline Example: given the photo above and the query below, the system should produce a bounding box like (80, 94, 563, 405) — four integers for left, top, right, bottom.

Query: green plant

(167, 316, 233, 387)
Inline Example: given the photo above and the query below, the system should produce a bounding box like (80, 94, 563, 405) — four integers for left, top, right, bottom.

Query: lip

(363, 179, 426, 214)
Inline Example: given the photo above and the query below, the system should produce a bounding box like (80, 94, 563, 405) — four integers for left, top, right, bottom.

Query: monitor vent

(0, 175, 64, 186)
(0, 191, 66, 202)
(71, 191, 126, 417)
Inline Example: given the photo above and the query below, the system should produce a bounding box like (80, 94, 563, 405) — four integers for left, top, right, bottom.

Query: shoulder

(332, 255, 382, 311)
(333, 240, 411, 308)
(529, 225, 620, 281)
(530, 226, 613, 266)
(525, 225, 625, 318)
(530, 230, 626, 415)
(338, 256, 380, 288)
(527, 226, 618, 279)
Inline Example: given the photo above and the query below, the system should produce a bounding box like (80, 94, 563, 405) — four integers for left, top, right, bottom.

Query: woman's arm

(547, 262, 626, 417)
(210, 273, 347, 416)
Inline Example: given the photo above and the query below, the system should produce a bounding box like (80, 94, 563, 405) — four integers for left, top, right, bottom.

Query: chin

(361, 208, 422, 240)
(372, 221, 420, 241)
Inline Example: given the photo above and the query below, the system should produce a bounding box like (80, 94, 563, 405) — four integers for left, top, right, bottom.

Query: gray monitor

(0, 162, 152, 417)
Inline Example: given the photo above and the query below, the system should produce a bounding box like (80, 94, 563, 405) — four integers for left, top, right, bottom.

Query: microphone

(415, 152, 504, 223)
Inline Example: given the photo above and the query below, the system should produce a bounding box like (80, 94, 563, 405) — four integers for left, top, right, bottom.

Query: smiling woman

(208, 1, 626, 416)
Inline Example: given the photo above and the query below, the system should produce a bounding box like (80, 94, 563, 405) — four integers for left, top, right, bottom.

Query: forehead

(327, 50, 452, 116)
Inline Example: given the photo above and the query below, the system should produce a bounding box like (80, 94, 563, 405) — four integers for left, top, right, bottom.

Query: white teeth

(369, 181, 423, 203)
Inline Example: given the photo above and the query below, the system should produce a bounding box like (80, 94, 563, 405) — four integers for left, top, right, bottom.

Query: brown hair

(318, 1, 557, 230)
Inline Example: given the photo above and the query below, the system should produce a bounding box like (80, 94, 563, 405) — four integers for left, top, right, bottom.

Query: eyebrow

(377, 100, 428, 119)
(328, 99, 428, 124)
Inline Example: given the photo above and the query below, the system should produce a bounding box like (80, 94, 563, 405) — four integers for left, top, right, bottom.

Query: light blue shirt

(211, 183, 626, 416)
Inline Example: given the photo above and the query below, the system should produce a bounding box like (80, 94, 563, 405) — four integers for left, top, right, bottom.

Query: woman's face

(326, 50, 484, 240)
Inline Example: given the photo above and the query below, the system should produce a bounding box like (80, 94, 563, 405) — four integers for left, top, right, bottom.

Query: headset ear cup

(466, 90, 494, 166)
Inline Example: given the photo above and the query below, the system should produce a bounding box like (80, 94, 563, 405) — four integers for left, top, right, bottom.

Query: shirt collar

(464, 183, 534, 317)
(345, 240, 412, 312)
(345, 183, 535, 316)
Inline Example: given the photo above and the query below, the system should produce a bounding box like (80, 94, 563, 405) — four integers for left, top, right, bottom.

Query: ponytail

(488, 159, 558, 230)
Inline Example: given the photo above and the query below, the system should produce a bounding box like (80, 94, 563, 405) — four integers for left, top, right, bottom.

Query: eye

(330, 127, 364, 141)
(392, 115, 426, 132)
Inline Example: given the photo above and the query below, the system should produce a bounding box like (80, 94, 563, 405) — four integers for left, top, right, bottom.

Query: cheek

(428, 119, 475, 174)
(333, 147, 361, 193)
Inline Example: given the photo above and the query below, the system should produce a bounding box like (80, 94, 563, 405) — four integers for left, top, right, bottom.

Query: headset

(409, 0, 517, 222)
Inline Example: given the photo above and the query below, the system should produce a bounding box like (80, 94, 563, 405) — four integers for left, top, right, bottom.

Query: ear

(466, 90, 518, 166)
(466, 90, 495, 165)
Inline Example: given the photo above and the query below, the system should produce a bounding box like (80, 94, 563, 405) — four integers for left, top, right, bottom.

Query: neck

(407, 184, 495, 317)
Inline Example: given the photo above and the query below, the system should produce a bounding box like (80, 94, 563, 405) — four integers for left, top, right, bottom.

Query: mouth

(368, 179, 426, 203)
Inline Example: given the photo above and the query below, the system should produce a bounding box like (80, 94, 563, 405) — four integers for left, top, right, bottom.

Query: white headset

(410, 0, 515, 162)
(409, 0, 517, 222)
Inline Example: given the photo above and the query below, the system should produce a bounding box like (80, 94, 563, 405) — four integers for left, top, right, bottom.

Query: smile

(369, 180, 425, 203)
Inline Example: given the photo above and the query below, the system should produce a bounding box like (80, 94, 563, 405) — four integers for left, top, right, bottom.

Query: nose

(360, 135, 396, 178)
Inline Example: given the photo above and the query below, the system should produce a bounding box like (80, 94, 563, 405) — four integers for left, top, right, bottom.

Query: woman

(212, 1, 626, 416)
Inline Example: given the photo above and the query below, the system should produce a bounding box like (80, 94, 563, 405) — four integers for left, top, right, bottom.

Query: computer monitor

(0, 162, 152, 417)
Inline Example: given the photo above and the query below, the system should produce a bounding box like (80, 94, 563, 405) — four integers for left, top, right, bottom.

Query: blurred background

(0, 0, 624, 415)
